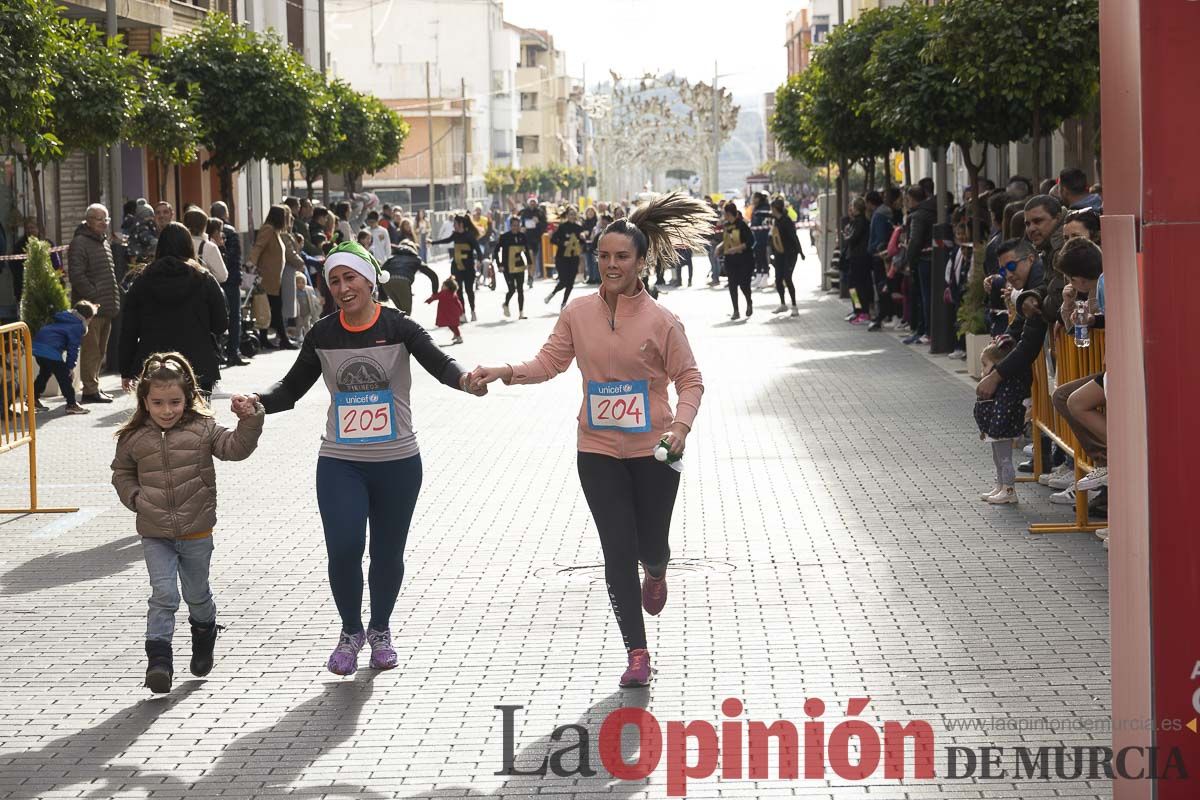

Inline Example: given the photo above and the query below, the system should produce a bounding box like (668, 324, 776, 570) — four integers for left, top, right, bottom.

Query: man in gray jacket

(68, 204, 120, 403)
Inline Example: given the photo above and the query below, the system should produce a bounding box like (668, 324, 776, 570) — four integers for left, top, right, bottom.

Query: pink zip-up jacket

(505, 283, 703, 459)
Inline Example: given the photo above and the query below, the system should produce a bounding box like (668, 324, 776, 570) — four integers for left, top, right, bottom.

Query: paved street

(0, 252, 1111, 799)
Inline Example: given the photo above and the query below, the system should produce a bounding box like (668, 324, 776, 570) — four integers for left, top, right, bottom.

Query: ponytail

(599, 192, 718, 268)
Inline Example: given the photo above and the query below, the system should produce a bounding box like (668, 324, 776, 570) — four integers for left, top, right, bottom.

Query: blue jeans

(707, 244, 721, 282)
(585, 250, 599, 282)
(223, 280, 241, 360)
(316, 454, 422, 634)
(142, 536, 216, 642)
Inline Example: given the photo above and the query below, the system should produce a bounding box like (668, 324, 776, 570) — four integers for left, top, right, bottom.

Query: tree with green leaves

(19, 238, 68, 334)
(0, 0, 61, 226)
(159, 12, 319, 205)
(126, 63, 201, 202)
(10, 13, 140, 226)
(313, 83, 408, 195)
(929, 0, 1099, 189)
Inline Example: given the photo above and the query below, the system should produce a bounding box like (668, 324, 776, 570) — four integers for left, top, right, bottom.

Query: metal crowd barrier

(0, 322, 79, 515)
(1027, 327, 1106, 534)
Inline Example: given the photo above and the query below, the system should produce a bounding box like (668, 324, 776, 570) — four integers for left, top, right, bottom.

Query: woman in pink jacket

(468, 193, 711, 687)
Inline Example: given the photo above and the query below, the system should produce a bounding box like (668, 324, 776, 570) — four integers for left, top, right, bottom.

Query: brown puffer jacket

(111, 408, 264, 539)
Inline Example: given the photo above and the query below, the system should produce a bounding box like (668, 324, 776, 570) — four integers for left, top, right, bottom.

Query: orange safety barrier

(1026, 327, 1106, 534)
(0, 322, 79, 515)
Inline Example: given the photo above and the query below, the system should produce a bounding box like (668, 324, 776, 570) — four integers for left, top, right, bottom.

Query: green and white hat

(323, 241, 390, 287)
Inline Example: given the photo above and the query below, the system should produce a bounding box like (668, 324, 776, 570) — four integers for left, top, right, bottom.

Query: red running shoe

(641, 565, 668, 616)
(620, 648, 652, 688)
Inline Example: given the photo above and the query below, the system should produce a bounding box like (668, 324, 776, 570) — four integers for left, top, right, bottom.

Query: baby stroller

(237, 269, 265, 358)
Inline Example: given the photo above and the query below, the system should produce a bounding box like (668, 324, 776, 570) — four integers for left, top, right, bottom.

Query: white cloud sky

(501, 0, 800, 103)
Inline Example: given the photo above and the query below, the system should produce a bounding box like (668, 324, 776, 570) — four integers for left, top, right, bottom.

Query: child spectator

(294, 272, 322, 342)
(426, 276, 465, 344)
(974, 336, 1026, 505)
(31, 300, 97, 414)
(111, 352, 264, 693)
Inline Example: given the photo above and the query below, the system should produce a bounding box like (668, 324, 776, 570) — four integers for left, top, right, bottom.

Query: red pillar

(1103, 1, 1200, 797)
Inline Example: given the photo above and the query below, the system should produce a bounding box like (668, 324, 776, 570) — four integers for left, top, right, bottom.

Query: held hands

(230, 393, 258, 419)
(975, 370, 1000, 400)
(462, 365, 511, 395)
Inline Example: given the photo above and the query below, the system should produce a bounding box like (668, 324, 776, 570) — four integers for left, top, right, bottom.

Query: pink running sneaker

(367, 627, 398, 670)
(327, 630, 366, 675)
(641, 565, 668, 616)
(620, 648, 652, 688)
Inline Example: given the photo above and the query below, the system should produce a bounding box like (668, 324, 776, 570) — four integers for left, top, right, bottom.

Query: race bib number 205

(587, 380, 650, 433)
(334, 390, 397, 444)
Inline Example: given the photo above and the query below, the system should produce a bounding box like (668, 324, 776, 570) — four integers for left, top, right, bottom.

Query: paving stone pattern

(0, 255, 1111, 799)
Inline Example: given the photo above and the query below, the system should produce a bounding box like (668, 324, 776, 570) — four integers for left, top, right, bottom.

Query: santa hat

(323, 241, 390, 287)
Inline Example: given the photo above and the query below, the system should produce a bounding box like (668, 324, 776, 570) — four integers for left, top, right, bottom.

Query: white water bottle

(654, 438, 684, 473)
(1073, 299, 1091, 348)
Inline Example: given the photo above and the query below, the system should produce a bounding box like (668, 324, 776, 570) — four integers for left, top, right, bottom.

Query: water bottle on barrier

(1073, 299, 1091, 348)
(654, 437, 684, 473)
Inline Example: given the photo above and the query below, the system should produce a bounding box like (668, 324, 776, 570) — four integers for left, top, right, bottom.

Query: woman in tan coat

(247, 204, 304, 349)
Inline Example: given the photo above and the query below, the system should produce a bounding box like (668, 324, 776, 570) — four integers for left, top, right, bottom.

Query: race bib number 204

(586, 380, 651, 433)
(334, 390, 398, 444)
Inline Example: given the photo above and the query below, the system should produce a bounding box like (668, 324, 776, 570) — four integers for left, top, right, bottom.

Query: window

(492, 70, 506, 94)
(523, 45, 540, 67)
(516, 136, 539, 154)
(520, 92, 539, 111)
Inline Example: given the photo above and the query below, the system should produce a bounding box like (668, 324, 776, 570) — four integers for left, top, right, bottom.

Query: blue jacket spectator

(32, 309, 87, 369)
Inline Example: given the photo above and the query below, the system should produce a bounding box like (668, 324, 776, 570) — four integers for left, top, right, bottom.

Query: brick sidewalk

(0, 256, 1111, 799)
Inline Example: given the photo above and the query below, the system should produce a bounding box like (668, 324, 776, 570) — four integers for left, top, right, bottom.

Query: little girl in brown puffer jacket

(111, 351, 263, 694)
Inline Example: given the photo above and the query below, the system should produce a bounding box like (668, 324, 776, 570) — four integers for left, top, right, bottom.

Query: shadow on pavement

(0, 672, 386, 799)
(398, 689, 652, 799)
(0, 681, 203, 800)
(0, 535, 143, 595)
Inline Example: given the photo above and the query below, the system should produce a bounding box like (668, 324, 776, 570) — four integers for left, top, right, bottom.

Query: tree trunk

(866, 158, 877, 192)
(1031, 108, 1042, 189)
(158, 160, 170, 205)
(288, 163, 296, 196)
(30, 163, 45, 232)
(305, 175, 314, 200)
(958, 141, 985, 246)
(219, 166, 234, 207)
(836, 159, 848, 223)
(883, 151, 893, 190)
(904, 148, 913, 187)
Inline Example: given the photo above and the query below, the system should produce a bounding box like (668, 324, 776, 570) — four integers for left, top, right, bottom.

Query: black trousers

(223, 280, 241, 360)
(265, 293, 289, 344)
(726, 263, 753, 313)
(774, 252, 798, 305)
(548, 259, 579, 305)
(33, 356, 74, 406)
(577, 452, 680, 652)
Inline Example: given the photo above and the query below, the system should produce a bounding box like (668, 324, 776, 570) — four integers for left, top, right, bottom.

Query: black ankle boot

(189, 617, 222, 677)
(145, 639, 173, 694)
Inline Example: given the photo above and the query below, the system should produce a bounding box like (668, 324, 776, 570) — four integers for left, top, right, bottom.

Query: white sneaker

(986, 486, 1018, 504)
(773, 304, 788, 313)
(470, 310, 477, 322)
(980, 485, 1002, 501)
(502, 303, 511, 318)
(1047, 469, 1077, 490)
(1039, 463, 1071, 487)
(451, 335, 463, 344)
(1076, 466, 1108, 492)
(518, 312, 527, 319)
(948, 350, 967, 360)
(790, 306, 800, 317)
(1023, 443, 1035, 457)
(1049, 487, 1077, 505)
(459, 313, 468, 324)
(544, 291, 554, 304)
(1095, 527, 1109, 542)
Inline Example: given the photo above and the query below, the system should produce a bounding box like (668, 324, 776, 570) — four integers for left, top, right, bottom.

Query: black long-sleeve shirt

(431, 231, 478, 271)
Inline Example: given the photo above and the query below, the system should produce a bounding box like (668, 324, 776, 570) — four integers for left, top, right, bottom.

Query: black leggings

(454, 268, 476, 313)
(727, 263, 753, 313)
(503, 270, 525, 311)
(266, 293, 289, 344)
(577, 452, 680, 651)
(753, 245, 769, 276)
(774, 252, 798, 305)
(548, 259, 579, 305)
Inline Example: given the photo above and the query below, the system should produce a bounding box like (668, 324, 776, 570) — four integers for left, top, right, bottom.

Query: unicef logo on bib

(586, 380, 651, 433)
